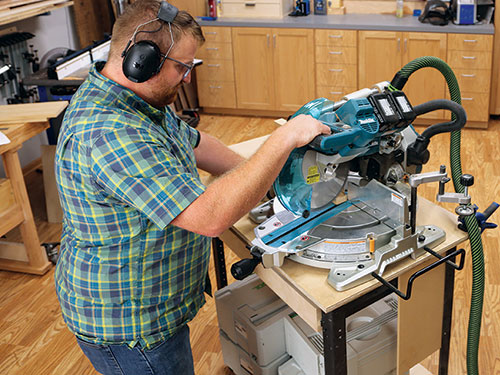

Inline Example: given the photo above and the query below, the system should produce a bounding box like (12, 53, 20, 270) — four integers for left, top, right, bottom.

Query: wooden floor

(0, 113, 499, 374)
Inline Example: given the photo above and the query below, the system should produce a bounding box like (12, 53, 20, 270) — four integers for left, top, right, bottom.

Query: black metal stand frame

(212, 237, 458, 375)
(212, 237, 228, 289)
(321, 247, 459, 375)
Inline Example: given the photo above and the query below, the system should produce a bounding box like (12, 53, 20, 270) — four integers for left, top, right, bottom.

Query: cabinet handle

(207, 64, 221, 67)
(462, 56, 477, 60)
(273, 34, 276, 48)
(461, 73, 476, 78)
(209, 85, 222, 89)
(206, 47, 219, 51)
(329, 68, 343, 72)
(329, 51, 342, 55)
(245, 2, 256, 6)
(462, 97, 473, 101)
(328, 35, 343, 38)
(267, 34, 270, 47)
(404, 38, 407, 53)
(330, 91, 342, 95)
(463, 39, 477, 43)
(205, 31, 217, 35)
(397, 38, 401, 52)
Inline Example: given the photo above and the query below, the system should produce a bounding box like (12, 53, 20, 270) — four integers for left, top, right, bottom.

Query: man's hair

(108, 0, 205, 63)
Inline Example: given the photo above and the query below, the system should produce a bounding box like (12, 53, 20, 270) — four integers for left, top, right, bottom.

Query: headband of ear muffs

(121, 1, 179, 83)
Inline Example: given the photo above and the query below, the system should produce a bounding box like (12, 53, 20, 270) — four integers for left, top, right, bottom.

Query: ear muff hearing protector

(121, 1, 179, 83)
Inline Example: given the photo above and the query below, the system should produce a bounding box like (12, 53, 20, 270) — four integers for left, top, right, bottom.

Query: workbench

(0, 101, 67, 274)
(210, 136, 469, 375)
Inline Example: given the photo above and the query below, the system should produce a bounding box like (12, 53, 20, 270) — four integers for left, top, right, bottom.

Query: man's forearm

(172, 115, 330, 237)
(194, 132, 245, 176)
(173, 126, 295, 236)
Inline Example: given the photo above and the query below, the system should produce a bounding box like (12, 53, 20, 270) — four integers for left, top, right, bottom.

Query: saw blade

(274, 148, 349, 215)
(302, 150, 349, 210)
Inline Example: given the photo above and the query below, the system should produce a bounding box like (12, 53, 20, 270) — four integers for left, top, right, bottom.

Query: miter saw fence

(234, 81, 470, 292)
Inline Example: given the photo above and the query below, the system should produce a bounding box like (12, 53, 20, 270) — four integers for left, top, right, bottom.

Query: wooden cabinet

(197, 26, 237, 109)
(196, 25, 493, 126)
(358, 31, 447, 120)
(447, 33, 493, 126)
(232, 27, 315, 112)
(315, 29, 357, 102)
(232, 28, 275, 110)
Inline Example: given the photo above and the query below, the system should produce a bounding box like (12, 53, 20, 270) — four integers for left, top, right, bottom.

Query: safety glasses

(163, 55, 194, 79)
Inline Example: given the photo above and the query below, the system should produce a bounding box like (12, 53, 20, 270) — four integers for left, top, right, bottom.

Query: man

(54, 1, 330, 374)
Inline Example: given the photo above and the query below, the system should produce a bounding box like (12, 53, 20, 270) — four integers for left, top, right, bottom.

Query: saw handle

(231, 258, 261, 280)
(309, 126, 335, 150)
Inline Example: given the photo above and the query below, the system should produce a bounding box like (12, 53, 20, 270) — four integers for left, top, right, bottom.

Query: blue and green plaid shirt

(55, 62, 210, 349)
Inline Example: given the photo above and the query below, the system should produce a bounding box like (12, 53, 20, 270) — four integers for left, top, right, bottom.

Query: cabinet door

(402, 32, 447, 120)
(272, 28, 315, 112)
(232, 28, 275, 110)
(358, 31, 402, 89)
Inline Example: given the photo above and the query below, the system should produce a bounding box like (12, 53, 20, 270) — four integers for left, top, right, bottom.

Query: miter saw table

(209, 135, 469, 375)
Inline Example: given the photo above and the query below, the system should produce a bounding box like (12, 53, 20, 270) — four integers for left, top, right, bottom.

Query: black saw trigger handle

(230, 246, 263, 280)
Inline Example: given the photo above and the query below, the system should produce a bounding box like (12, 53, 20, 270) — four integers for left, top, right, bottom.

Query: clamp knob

(461, 174, 474, 187)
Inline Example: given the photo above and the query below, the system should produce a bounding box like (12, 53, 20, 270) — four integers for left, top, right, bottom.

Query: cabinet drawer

(198, 81, 237, 108)
(197, 42, 233, 60)
(315, 46, 356, 64)
(197, 60, 235, 82)
(316, 86, 357, 101)
(454, 68, 491, 93)
(460, 92, 490, 122)
(203, 27, 232, 43)
(447, 50, 492, 70)
(315, 29, 357, 47)
(448, 34, 493, 52)
(221, 2, 289, 17)
(316, 64, 357, 87)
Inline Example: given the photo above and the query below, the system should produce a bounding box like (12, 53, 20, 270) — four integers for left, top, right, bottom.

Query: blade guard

(275, 98, 336, 216)
(274, 98, 380, 216)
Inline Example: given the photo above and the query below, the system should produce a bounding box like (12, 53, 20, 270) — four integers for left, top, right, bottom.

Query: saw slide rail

(390, 56, 484, 375)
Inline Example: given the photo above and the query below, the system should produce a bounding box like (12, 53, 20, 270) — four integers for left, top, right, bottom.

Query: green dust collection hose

(390, 56, 485, 375)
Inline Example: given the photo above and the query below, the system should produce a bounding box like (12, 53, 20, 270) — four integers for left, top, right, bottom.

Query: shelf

(0, 0, 74, 27)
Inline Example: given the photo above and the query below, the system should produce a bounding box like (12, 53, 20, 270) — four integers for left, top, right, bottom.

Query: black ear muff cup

(122, 40, 162, 83)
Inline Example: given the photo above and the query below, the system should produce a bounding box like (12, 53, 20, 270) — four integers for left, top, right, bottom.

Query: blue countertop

(199, 14, 494, 35)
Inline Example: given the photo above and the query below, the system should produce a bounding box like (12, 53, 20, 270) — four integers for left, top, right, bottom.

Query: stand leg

(322, 309, 347, 375)
(212, 237, 227, 289)
(322, 280, 396, 375)
(439, 247, 457, 375)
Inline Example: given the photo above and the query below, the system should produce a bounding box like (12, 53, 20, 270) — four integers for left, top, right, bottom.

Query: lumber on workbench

(0, 0, 73, 27)
(0, 101, 68, 124)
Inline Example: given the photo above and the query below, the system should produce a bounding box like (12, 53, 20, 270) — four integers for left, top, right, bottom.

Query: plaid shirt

(55, 62, 210, 349)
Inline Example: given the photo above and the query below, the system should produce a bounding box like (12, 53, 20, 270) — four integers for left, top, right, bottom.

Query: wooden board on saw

(0, 101, 68, 124)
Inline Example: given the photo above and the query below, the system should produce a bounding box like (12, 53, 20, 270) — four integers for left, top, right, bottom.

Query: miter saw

(232, 81, 473, 292)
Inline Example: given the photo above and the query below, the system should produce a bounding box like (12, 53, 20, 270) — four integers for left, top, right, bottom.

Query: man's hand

(279, 114, 332, 150)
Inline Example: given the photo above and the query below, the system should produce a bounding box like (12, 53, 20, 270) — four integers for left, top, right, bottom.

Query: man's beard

(162, 82, 182, 106)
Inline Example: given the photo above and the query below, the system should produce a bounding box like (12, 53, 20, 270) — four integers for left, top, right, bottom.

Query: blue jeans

(76, 325, 195, 375)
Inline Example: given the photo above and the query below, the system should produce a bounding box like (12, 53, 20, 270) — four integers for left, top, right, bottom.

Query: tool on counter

(289, 0, 310, 16)
(233, 56, 497, 375)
